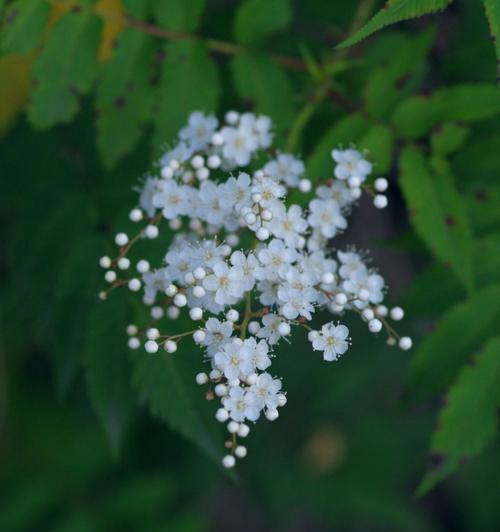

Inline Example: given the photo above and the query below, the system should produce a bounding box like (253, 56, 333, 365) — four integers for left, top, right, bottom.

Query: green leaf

(230, 52, 295, 130)
(392, 84, 500, 139)
(151, 0, 205, 32)
(481, 0, 500, 78)
(417, 336, 500, 495)
(358, 124, 394, 174)
(1, 0, 50, 53)
(28, 11, 101, 129)
(96, 29, 154, 167)
(466, 185, 500, 234)
(399, 145, 474, 292)
(306, 114, 368, 180)
(430, 122, 469, 156)
(84, 290, 135, 456)
(132, 347, 221, 462)
(234, 0, 292, 46)
(153, 40, 219, 152)
(408, 283, 500, 402)
(337, 0, 451, 49)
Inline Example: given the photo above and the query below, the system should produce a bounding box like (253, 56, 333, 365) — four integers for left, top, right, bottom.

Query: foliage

(1, 0, 500, 529)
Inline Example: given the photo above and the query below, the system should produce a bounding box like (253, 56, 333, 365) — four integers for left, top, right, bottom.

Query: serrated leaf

(337, 0, 451, 49)
(358, 124, 394, 174)
(151, 0, 205, 32)
(481, 0, 500, 78)
(28, 11, 101, 129)
(234, 0, 291, 46)
(364, 28, 434, 119)
(132, 347, 221, 462)
(84, 290, 135, 456)
(408, 283, 500, 402)
(430, 122, 469, 156)
(400, 146, 474, 292)
(96, 29, 154, 167)
(230, 52, 295, 131)
(417, 336, 500, 495)
(153, 40, 219, 152)
(1, 0, 50, 53)
(306, 114, 368, 180)
(392, 84, 500, 139)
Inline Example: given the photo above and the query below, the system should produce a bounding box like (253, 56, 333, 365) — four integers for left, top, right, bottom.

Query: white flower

(221, 172, 252, 213)
(268, 204, 307, 248)
(159, 141, 194, 168)
(343, 271, 385, 306)
(203, 261, 243, 305)
(248, 373, 282, 410)
(277, 286, 315, 320)
(230, 251, 261, 291)
(307, 198, 347, 238)
(257, 239, 298, 280)
(337, 250, 367, 279)
(138, 176, 159, 218)
(252, 176, 286, 207)
(202, 318, 233, 355)
(153, 180, 190, 220)
(317, 181, 353, 208)
(179, 111, 218, 150)
(198, 181, 229, 226)
(241, 338, 271, 371)
(215, 339, 254, 381)
(264, 153, 304, 186)
(240, 113, 272, 148)
(221, 126, 257, 166)
(312, 323, 349, 361)
(142, 268, 170, 301)
(257, 313, 287, 345)
(223, 385, 260, 422)
(332, 148, 372, 181)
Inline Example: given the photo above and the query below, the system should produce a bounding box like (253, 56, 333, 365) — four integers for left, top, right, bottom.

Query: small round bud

(167, 306, 180, 319)
(256, 227, 269, 241)
(126, 324, 138, 336)
(216, 408, 229, 422)
(350, 187, 362, 199)
(225, 110, 239, 124)
(308, 330, 320, 342)
(128, 337, 140, 350)
(129, 208, 143, 222)
(144, 225, 159, 239)
(193, 330, 206, 343)
(196, 167, 210, 181)
(184, 272, 195, 285)
(174, 293, 187, 307)
(251, 192, 263, 204)
(99, 256, 111, 268)
(145, 340, 158, 354)
(128, 278, 141, 292)
(227, 421, 239, 434)
(169, 159, 180, 171)
(368, 318, 383, 333)
(348, 176, 361, 188)
(99, 291, 107, 301)
(117, 257, 130, 270)
(161, 165, 173, 179)
(189, 307, 203, 321)
(376, 305, 388, 317)
(321, 272, 335, 284)
(265, 409, 279, 421)
(237, 423, 250, 438)
(222, 455, 236, 468)
(399, 336, 413, 350)
(195, 372, 208, 385)
(361, 308, 374, 321)
(373, 194, 388, 209)
(246, 373, 258, 385)
(207, 154, 221, 168)
(169, 218, 182, 230)
(165, 284, 178, 297)
(334, 293, 348, 306)
(297, 236, 306, 249)
(244, 212, 257, 225)
(189, 218, 202, 231)
(211, 132, 224, 145)
(261, 209, 273, 221)
(214, 383, 228, 396)
(278, 322, 291, 336)
(193, 285, 206, 298)
(209, 369, 222, 380)
(164, 340, 177, 353)
(248, 321, 260, 334)
(191, 155, 204, 169)
(226, 234, 239, 247)
(146, 328, 160, 340)
(390, 306, 404, 321)
(193, 267, 206, 280)
(374, 177, 388, 192)
(226, 309, 239, 322)
(387, 337, 397, 346)
(115, 232, 128, 246)
(235, 445, 247, 458)
(358, 288, 370, 301)
(299, 179, 312, 192)
(277, 393, 287, 407)
(151, 306, 164, 320)
(104, 270, 117, 283)
(136, 259, 150, 273)
(221, 244, 232, 257)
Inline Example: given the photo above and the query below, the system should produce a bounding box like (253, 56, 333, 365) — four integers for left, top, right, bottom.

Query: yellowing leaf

(0, 53, 32, 136)
(95, 0, 126, 62)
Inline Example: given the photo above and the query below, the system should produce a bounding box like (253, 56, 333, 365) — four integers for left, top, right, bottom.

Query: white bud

(197, 167, 210, 181)
(308, 330, 320, 342)
(227, 421, 239, 434)
(399, 336, 413, 350)
(277, 393, 287, 407)
(165, 284, 178, 297)
(226, 309, 239, 322)
(161, 165, 173, 179)
(144, 225, 159, 239)
(195, 372, 208, 385)
(167, 306, 180, 319)
(129, 208, 143, 222)
(261, 209, 273, 221)
(189, 218, 202, 231)
(265, 409, 279, 421)
(151, 306, 164, 319)
(387, 337, 397, 346)
(373, 194, 388, 209)
(189, 307, 203, 321)
(209, 369, 222, 380)
(235, 445, 247, 458)
(115, 232, 128, 246)
(374, 177, 388, 192)
(136, 259, 150, 273)
(334, 293, 348, 306)
(221, 244, 232, 256)
(146, 328, 160, 340)
(117, 257, 130, 270)
(299, 179, 312, 192)
(390, 306, 404, 321)
(237, 423, 250, 438)
(225, 110, 239, 124)
(226, 234, 239, 247)
(99, 256, 112, 268)
(193, 285, 206, 298)
(174, 293, 187, 307)
(251, 192, 263, 203)
(350, 187, 362, 199)
(358, 288, 370, 301)
(128, 278, 141, 292)
(248, 321, 260, 334)
(214, 383, 228, 396)
(164, 340, 177, 353)
(193, 267, 206, 280)
(191, 155, 204, 168)
(128, 337, 140, 350)
(244, 212, 257, 225)
(184, 272, 195, 285)
(169, 159, 180, 171)
(297, 236, 306, 249)
(361, 308, 374, 321)
(246, 373, 258, 385)
(256, 227, 269, 241)
(321, 272, 335, 284)
(104, 270, 116, 283)
(207, 154, 221, 168)
(193, 330, 206, 344)
(216, 408, 229, 422)
(348, 176, 361, 188)
(182, 171, 194, 184)
(211, 132, 224, 145)
(368, 318, 383, 333)
(145, 340, 158, 354)
(126, 324, 138, 336)
(169, 218, 182, 230)
(278, 322, 291, 336)
(376, 305, 388, 317)
(222, 455, 236, 468)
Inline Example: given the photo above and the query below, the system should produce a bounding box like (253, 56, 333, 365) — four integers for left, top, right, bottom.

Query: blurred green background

(1, 0, 500, 530)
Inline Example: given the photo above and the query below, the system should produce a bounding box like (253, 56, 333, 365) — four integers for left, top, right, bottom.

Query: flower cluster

(99, 110, 411, 468)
